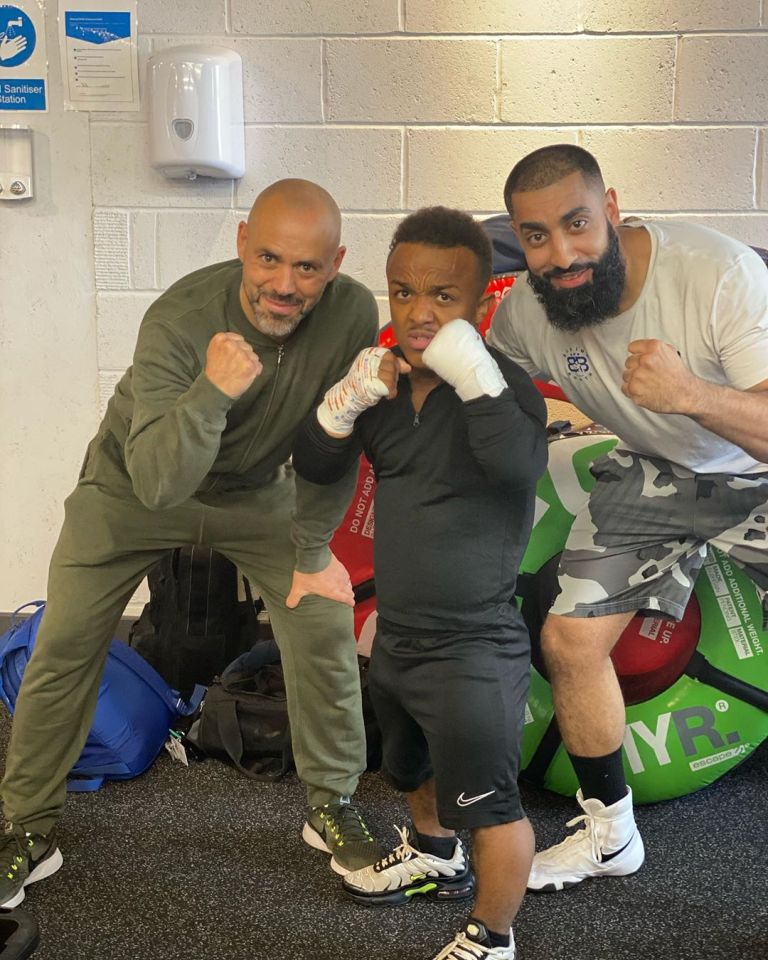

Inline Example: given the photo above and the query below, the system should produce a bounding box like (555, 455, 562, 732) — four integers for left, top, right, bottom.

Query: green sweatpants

(2, 428, 366, 834)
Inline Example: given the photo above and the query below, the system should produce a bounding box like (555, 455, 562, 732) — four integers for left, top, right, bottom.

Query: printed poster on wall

(0, 1, 48, 112)
(58, 0, 138, 111)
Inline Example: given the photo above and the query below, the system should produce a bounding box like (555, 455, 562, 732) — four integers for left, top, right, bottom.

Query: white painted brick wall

(581, 128, 757, 211)
(97, 293, 157, 369)
(676, 36, 768, 121)
(130, 212, 157, 289)
(230, 0, 399, 36)
(500, 38, 677, 124)
(326, 39, 497, 123)
(236, 127, 402, 210)
(233, 40, 324, 123)
(339, 215, 402, 293)
(156, 210, 242, 289)
(139, 0, 226, 35)
(760, 130, 768, 208)
(8, 0, 768, 610)
(582, 1, 761, 32)
(404, 1, 580, 34)
(407, 129, 579, 210)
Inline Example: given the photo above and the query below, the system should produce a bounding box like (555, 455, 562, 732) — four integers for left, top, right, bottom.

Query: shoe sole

(528, 862, 643, 893)
(1, 846, 64, 909)
(301, 822, 351, 877)
(342, 873, 475, 907)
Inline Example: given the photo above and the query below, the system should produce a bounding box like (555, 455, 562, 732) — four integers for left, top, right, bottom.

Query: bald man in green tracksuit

(0, 179, 384, 908)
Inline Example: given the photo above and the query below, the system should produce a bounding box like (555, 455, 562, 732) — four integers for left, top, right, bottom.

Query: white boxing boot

(528, 788, 645, 892)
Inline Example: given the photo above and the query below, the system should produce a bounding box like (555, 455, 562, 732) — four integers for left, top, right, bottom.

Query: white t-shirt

(487, 220, 768, 475)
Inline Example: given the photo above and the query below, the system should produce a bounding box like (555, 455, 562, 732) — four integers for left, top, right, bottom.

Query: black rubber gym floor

(1, 712, 765, 960)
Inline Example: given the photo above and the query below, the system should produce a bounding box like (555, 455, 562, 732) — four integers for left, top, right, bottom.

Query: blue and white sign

(0, 2, 48, 112)
(65, 9, 128, 44)
(59, 0, 138, 111)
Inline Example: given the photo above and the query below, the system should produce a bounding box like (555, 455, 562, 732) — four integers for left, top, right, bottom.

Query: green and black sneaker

(0, 825, 63, 908)
(302, 796, 385, 875)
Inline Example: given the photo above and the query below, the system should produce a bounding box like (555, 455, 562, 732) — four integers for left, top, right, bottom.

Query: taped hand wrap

(316, 347, 391, 437)
(422, 319, 507, 401)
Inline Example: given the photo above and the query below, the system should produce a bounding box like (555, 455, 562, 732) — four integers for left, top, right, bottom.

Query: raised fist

(422, 319, 506, 401)
(205, 332, 263, 399)
(366, 349, 410, 401)
(317, 347, 411, 437)
(622, 339, 695, 414)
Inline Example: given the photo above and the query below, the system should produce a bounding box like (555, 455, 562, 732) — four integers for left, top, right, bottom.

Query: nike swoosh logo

(456, 790, 496, 807)
(600, 834, 635, 863)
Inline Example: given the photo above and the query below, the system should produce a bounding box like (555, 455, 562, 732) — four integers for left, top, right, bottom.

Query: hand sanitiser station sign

(0, 2, 48, 112)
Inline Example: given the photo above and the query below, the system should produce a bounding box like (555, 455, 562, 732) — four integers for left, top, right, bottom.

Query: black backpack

(129, 547, 261, 699)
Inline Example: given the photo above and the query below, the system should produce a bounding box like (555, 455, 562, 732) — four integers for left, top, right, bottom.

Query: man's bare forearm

(683, 379, 768, 464)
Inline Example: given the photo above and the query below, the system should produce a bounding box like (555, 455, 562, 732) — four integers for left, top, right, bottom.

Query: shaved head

(248, 178, 342, 247)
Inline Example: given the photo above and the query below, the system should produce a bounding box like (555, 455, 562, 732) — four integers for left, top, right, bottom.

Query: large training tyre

(519, 435, 768, 803)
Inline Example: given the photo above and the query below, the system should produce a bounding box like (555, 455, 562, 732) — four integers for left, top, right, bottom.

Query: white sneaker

(528, 788, 644, 892)
(431, 921, 515, 960)
(341, 824, 474, 906)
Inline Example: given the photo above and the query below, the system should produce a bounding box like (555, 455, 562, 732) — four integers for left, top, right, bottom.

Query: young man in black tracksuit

(293, 207, 547, 960)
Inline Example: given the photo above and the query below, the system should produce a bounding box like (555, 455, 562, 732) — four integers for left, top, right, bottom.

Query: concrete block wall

(4, 0, 768, 611)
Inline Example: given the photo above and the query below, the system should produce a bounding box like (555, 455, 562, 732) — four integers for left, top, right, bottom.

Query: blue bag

(0, 602, 204, 792)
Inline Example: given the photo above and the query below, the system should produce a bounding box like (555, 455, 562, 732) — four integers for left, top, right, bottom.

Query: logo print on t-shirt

(562, 348, 592, 380)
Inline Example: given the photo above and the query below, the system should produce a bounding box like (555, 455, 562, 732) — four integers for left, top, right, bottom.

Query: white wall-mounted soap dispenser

(0, 126, 34, 200)
(148, 45, 245, 180)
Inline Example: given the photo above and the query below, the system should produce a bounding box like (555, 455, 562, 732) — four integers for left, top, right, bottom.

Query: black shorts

(368, 619, 530, 830)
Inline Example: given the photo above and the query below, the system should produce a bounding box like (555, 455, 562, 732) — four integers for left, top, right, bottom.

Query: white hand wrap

(316, 347, 391, 437)
(422, 319, 507, 401)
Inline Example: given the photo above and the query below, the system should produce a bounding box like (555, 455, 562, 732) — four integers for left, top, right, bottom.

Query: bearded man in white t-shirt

(488, 143, 768, 893)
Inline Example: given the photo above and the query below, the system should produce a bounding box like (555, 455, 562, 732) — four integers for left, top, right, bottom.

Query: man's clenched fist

(316, 347, 411, 437)
(372, 349, 411, 400)
(622, 339, 698, 414)
(205, 332, 263, 399)
(422, 318, 506, 401)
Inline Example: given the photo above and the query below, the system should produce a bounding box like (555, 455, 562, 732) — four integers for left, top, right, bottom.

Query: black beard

(527, 225, 626, 332)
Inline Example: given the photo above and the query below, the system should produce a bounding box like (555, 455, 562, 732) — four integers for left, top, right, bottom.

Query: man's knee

(540, 613, 627, 675)
(540, 616, 580, 673)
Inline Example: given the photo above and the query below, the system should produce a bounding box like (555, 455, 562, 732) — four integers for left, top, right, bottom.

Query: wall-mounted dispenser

(148, 45, 245, 181)
(0, 126, 34, 200)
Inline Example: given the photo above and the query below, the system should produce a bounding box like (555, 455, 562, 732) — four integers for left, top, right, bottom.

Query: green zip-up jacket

(103, 259, 379, 572)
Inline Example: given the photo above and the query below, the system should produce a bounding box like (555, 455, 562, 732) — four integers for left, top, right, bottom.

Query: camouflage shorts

(551, 448, 768, 625)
